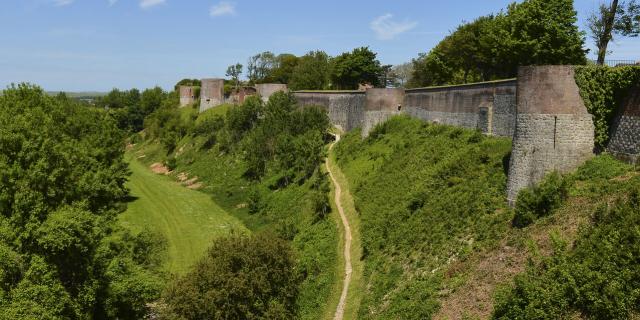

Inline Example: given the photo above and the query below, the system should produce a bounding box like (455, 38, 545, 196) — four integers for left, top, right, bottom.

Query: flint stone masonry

(179, 86, 198, 107)
(506, 66, 595, 205)
(608, 86, 640, 163)
(294, 91, 365, 132)
(404, 80, 517, 137)
(363, 88, 405, 136)
(199, 79, 224, 112)
(256, 83, 288, 102)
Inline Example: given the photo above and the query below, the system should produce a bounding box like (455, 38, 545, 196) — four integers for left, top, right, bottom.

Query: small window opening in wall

(206, 99, 211, 102)
(397, 105, 402, 111)
(553, 116, 557, 149)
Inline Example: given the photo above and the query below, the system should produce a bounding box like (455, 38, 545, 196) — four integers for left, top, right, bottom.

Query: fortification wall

(179, 85, 197, 107)
(363, 88, 405, 136)
(404, 80, 517, 137)
(608, 86, 640, 163)
(506, 66, 595, 204)
(256, 83, 288, 102)
(199, 79, 224, 112)
(294, 91, 366, 132)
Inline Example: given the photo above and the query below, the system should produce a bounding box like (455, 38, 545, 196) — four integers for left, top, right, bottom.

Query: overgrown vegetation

(132, 92, 338, 319)
(574, 65, 640, 149)
(512, 172, 569, 228)
(161, 233, 299, 319)
(409, 0, 587, 87)
(334, 116, 513, 319)
(493, 154, 640, 320)
(0, 84, 164, 319)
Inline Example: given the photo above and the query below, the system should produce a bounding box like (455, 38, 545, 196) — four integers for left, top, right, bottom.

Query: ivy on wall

(574, 66, 640, 150)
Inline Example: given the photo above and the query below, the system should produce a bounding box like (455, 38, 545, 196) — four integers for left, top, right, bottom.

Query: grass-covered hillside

(130, 95, 340, 319)
(334, 116, 513, 319)
(334, 115, 640, 319)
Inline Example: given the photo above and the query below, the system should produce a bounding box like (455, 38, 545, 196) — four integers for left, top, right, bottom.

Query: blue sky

(0, 0, 638, 91)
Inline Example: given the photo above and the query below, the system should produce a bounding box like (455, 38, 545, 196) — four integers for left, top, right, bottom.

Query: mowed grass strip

(120, 155, 248, 274)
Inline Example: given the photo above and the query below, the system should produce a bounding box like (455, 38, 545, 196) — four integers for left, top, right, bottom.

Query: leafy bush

(334, 116, 512, 319)
(0, 84, 163, 319)
(162, 233, 300, 320)
(574, 66, 640, 150)
(512, 172, 569, 228)
(494, 190, 640, 320)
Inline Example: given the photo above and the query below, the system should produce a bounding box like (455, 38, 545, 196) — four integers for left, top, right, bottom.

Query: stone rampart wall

(294, 91, 366, 132)
(404, 80, 517, 137)
(506, 66, 595, 204)
(199, 79, 224, 112)
(608, 85, 640, 163)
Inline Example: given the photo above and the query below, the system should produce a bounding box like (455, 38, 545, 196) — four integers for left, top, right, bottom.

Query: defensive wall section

(505, 66, 595, 204)
(256, 83, 288, 102)
(195, 66, 637, 204)
(199, 78, 224, 112)
(294, 91, 366, 132)
(179, 85, 198, 107)
(404, 79, 517, 137)
(608, 85, 640, 164)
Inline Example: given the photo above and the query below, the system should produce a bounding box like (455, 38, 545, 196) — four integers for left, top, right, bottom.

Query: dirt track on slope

(327, 134, 353, 320)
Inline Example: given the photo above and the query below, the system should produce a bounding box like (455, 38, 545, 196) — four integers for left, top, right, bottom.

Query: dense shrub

(161, 233, 300, 320)
(512, 172, 569, 228)
(494, 190, 640, 320)
(574, 66, 640, 150)
(334, 116, 512, 319)
(0, 84, 164, 319)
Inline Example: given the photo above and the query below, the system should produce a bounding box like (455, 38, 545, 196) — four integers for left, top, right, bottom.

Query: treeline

(0, 85, 164, 319)
(94, 86, 176, 132)
(239, 47, 397, 90)
(408, 0, 587, 87)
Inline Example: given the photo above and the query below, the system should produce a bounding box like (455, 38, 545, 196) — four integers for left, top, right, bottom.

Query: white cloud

(53, 0, 74, 6)
(370, 14, 417, 40)
(210, 1, 235, 17)
(140, 0, 166, 9)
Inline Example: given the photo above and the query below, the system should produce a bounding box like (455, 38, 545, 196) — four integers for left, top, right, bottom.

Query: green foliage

(334, 116, 512, 319)
(494, 189, 640, 320)
(133, 88, 337, 319)
(513, 172, 569, 228)
(0, 84, 164, 319)
(574, 66, 640, 150)
(288, 51, 332, 91)
(331, 47, 383, 89)
(96, 86, 172, 132)
(410, 0, 587, 87)
(161, 233, 300, 320)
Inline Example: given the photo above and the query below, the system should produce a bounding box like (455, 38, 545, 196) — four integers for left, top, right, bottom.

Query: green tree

(0, 84, 164, 319)
(162, 233, 300, 320)
(288, 51, 332, 91)
(588, 0, 640, 65)
(226, 63, 243, 91)
(331, 47, 383, 89)
(271, 53, 300, 84)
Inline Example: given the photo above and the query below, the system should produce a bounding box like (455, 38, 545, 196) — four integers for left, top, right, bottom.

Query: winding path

(327, 134, 353, 320)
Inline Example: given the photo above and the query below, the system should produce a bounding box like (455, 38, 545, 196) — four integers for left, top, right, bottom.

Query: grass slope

(120, 155, 248, 274)
(334, 115, 513, 319)
(131, 133, 339, 320)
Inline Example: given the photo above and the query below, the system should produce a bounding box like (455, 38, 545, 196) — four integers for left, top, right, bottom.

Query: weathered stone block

(506, 66, 595, 205)
(199, 78, 224, 112)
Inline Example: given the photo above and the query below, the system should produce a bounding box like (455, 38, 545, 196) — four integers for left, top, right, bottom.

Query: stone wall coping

(405, 79, 517, 93)
(293, 90, 365, 94)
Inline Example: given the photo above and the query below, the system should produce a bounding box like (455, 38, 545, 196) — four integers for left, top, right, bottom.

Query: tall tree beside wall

(288, 51, 332, 91)
(588, 0, 640, 65)
(330, 47, 383, 90)
(409, 0, 588, 87)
